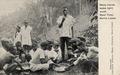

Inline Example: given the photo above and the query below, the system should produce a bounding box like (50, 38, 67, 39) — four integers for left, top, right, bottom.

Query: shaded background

(0, 0, 98, 46)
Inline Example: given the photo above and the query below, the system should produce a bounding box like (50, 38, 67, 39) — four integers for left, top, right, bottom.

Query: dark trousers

(60, 37, 70, 60)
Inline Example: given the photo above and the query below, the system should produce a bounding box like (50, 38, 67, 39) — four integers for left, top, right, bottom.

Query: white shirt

(57, 14, 75, 38)
(30, 48, 45, 64)
(87, 46, 98, 59)
(21, 25, 32, 46)
(0, 47, 7, 56)
(29, 50, 36, 59)
(51, 47, 62, 60)
(0, 47, 14, 69)
(14, 32, 21, 45)
(44, 50, 58, 60)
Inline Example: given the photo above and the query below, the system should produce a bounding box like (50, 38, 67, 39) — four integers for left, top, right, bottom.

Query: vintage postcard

(0, 0, 119, 75)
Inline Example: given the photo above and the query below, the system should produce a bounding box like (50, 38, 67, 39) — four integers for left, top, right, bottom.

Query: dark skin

(1, 41, 24, 74)
(32, 45, 37, 52)
(16, 42, 31, 62)
(24, 22, 28, 28)
(40, 46, 48, 64)
(15, 27, 21, 38)
(53, 45, 59, 51)
(16, 42, 26, 56)
(40, 46, 54, 64)
(58, 10, 68, 28)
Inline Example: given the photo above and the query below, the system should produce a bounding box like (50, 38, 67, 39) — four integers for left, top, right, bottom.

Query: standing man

(57, 7, 76, 61)
(14, 26, 21, 46)
(21, 20, 32, 52)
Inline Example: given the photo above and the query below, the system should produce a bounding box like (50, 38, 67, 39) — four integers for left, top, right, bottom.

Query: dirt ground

(30, 65, 98, 75)
(0, 64, 98, 75)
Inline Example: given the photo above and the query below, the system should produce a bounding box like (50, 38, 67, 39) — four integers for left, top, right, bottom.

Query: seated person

(77, 37, 86, 43)
(52, 41, 62, 63)
(69, 39, 78, 50)
(68, 40, 87, 59)
(44, 43, 56, 61)
(15, 41, 31, 63)
(66, 46, 98, 74)
(29, 43, 38, 59)
(29, 42, 54, 72)
(0, 38, 23, 75)
(68, 46, 75, 59)
(75, 41, 88, 54)
(68, 38, 78, 59)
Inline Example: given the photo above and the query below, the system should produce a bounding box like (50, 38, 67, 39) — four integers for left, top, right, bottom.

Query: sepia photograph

(0, 0, 98, 75)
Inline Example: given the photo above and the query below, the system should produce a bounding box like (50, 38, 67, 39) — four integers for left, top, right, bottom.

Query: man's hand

(59, 17, 65, 28)
(58, 24, 62, 28)
(62, 17, 65, 21)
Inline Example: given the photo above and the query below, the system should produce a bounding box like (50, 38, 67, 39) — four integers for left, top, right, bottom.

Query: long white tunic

(21, 26, 32, 46)
(14, 32, 22, 45)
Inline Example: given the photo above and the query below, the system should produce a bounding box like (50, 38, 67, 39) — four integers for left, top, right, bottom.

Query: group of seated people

(67, 37, 98, 75)
(0, 37, 62, 75)
(0, 37, 98, 75)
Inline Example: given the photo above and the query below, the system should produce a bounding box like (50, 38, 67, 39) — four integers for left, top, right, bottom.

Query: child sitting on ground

(44, 43, 57, 63)
(68, 37, 88, 60)
(29, 43, 38, 59)
(29, 42, 55, 72)
(15, 41, 31, 63)
(0, 38, 24, 75)
(68, 38, 79, 59)
(65, 46, 98, 75)
(51, 41, 62, 63)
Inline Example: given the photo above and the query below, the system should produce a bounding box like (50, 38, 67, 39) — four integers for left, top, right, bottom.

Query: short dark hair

(40, 42, 48, 47)
(63, 7, 68, 11)
(15, 41, 21, 47)
(46, 44, 52, 50)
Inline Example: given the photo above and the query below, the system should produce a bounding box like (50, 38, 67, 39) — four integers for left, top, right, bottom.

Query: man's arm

(40, 58, 48, 64)
(71, 16, 76, 38)
(57, 16, 65, 28)
(71, 26, 74, 38)
(58, 17, 65, 28)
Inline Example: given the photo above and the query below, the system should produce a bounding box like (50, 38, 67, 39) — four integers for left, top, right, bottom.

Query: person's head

(9, 46, 17, 55)
(77, 41, 85, 47)
(40, 42, 48, 50)
(46, 44, 52, 51)
(32, 43, 38, 51)
(77, 37, 86, 43)
(15, 41, 23, 53)
(63, 7, 68, 16)
(53, 41, 59, 50)
(24, 20, 28, 27)
(1, 38, 17, 55)
(69, 39, 76, 46)
(15, 41, 22, 48)
(1, 38, 13, 49)
(25, 54, 31, 62)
